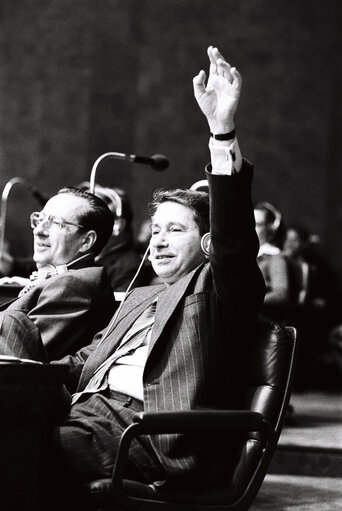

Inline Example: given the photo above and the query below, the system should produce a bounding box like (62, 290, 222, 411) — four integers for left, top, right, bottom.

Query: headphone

(190, 179, 209, 192)
(92, 186, 123, 236)
(105, 188, 123, 236)
(201, 232, 211, 257)
(77, 181, 123, 236)
(255, 201, 282, 234)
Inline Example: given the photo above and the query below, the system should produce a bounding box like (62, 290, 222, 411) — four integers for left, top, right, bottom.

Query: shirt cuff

(209, 137, 242, 175)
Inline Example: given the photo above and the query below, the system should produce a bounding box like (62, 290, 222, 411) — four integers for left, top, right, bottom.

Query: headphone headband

(256, 201, 282, 233)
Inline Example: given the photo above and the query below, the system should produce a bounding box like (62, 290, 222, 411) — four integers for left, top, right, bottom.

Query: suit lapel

(79, 265, 203, 388)
(111, 285, 163, 338)
(147, 264, 203, 357)
(0, 296, 19, 310)
(80, 285, 163, 383)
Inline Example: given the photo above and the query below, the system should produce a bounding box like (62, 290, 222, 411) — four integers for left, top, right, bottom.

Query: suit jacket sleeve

(26, 273, 102, 359)
(54, 328, 104, 393)
(206, 160, 265, 324)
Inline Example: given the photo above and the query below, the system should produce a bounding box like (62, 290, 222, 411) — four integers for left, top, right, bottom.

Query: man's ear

(79, 230, 97, 253)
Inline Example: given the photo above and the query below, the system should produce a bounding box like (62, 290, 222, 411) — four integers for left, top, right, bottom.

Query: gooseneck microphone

(89, 151, 169, 193)
(131, 153, 169, 171)
(0, 177, 49, 267)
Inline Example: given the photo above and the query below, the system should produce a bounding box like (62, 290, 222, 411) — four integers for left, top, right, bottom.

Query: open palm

(193, 46, 242, 132)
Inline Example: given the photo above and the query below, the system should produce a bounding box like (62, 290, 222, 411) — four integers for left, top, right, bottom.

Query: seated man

(0, 187, 116, 360)
(254, 201, 289, 305)
(48, 45, 265, 506)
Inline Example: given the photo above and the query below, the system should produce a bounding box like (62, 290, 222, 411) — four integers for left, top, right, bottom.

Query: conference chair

(82, 321, 297, 511)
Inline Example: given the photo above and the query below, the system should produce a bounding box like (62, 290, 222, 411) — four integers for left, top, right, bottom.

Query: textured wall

(0, 0, 341, 286)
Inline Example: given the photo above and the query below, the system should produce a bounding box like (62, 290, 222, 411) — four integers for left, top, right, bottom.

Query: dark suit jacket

(1, 262, 116, 360)
(61, 162, 265, 484)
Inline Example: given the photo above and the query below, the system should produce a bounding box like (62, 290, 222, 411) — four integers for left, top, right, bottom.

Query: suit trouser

(55, 389, 165, 485)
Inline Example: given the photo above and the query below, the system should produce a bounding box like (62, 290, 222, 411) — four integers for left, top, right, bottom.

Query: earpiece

(201, 232, 211, 257)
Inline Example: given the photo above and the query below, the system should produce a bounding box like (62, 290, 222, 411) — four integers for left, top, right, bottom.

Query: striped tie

(71, 300, 157, 404)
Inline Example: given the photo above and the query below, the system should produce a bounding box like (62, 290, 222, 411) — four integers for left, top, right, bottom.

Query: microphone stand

(0, 177, 43, 269)
(89, 152, 134, 194)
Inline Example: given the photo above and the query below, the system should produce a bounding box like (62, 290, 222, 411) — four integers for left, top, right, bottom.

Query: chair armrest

(133, 409, 265, 433)
(111, 409, 274, 497)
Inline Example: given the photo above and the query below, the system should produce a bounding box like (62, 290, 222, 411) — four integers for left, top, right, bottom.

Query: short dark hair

(57, 186, 114, 255)
(149, 188, 209, 236)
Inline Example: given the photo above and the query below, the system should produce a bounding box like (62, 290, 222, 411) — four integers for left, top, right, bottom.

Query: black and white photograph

(0, 1, 341, 510)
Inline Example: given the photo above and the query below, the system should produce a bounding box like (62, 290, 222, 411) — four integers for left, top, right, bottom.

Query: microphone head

(151, 154, 169, 171)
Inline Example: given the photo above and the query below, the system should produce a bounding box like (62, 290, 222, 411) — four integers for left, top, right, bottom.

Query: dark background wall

(0, 0, 341, 287)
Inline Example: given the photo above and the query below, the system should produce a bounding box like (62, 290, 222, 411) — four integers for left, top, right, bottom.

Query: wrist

(210, 128, 235, 141)
(208, 120, 235, 134)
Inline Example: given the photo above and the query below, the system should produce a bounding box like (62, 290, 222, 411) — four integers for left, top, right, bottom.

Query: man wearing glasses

(0, 187, 116, 360)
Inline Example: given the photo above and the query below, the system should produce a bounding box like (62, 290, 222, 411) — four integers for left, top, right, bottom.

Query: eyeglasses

(30, 211, 85, 231)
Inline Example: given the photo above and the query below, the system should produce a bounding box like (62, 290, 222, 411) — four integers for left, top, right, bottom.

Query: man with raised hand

(52, 46, 265, 503)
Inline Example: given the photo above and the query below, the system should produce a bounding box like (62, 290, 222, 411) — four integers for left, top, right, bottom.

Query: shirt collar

(258, 243, 281, 257)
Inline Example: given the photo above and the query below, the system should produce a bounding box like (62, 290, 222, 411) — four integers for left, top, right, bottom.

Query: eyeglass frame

(30, 211, 85, 231)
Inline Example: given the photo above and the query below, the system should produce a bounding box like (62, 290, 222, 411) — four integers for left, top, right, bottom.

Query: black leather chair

(83, 321, 297, 511)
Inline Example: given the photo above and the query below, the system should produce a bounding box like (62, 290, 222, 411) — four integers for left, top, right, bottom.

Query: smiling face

(32, 194, 89, 268)
(149, 201, 205, 285)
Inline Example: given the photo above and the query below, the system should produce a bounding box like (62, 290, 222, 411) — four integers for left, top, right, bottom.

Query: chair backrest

(246, 321, 296, 430)
(230, 321, 297, 509)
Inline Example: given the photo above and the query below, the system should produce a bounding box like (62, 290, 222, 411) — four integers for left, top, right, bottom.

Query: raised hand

(193, 46, 242, 135)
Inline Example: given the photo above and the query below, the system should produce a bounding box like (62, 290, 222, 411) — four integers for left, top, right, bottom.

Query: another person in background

(283, 225, 326, 306)
(254, 201, 289, 305)
(79, 183, 148, 292)
(283, 224, 342, 389)
(0, 187, 116, 360)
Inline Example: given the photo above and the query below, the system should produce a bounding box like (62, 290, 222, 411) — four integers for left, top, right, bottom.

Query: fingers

(217, 58, 233, 82)
(207, 45, 235, 83)
(195, 46, 241, 99)
(193, 70, 207, 99)
(207, 46, 221, 81)
(230, 67, 242, 91)
(207, 45, 217, 76)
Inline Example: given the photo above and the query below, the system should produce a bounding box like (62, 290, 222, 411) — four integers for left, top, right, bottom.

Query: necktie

(71, 300, 157, 404)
